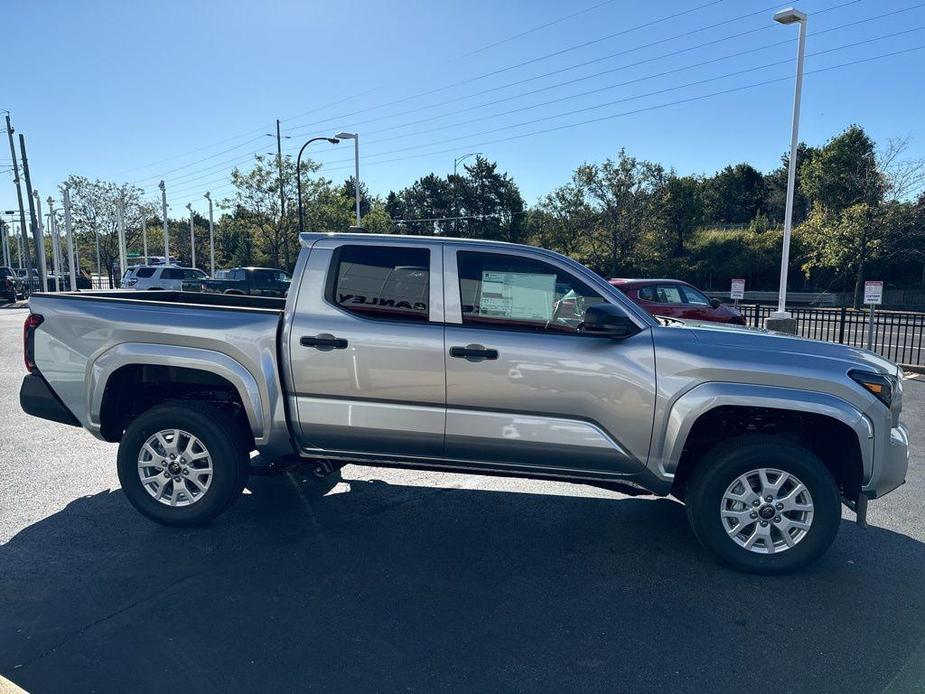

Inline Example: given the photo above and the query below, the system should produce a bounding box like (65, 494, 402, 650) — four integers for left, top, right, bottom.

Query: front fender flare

(653, 382, 874, 484)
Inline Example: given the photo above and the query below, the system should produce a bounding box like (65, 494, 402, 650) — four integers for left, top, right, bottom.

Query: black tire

(117, 402, 250, 526)
(685, 435, 841, 574)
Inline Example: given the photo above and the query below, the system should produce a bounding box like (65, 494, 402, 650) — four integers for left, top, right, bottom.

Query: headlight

(849, 369, 894, 408)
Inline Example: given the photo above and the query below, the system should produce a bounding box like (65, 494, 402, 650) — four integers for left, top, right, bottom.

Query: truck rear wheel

(117, 402, 249, 526)
(685, 435, 841, 574)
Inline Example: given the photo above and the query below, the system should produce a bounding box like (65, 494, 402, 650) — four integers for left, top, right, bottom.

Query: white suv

(124, 266, 207, 290)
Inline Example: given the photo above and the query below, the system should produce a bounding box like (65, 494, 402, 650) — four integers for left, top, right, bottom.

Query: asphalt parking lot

(0, 306, 923, 693)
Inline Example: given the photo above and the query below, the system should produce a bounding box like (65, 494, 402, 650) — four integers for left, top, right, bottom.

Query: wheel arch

(89, 343, 266, 445)
(657, 383, 873, 501)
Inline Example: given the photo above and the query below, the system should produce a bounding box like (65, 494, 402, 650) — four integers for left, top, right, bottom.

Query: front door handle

(449, 344, 499, 362)
(301, 333, 348, 350)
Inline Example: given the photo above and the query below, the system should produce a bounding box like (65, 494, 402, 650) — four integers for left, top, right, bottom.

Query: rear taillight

(23, 313, 43, 373)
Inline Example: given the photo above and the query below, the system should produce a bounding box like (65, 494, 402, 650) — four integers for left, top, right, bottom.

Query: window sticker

(479, 271, 557, 321)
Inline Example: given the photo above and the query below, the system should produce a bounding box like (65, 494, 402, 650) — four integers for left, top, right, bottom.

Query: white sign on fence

(730, 278, 746, 301)
(864, 280, 883, 305)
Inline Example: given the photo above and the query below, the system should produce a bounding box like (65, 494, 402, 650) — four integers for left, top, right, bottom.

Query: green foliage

(701, 163, 767, 225)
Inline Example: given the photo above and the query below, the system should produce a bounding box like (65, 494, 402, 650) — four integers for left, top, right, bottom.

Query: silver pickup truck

(19, 232, 909, 573)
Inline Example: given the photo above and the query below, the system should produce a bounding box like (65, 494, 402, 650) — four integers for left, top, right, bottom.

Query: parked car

(610, 278, 746, 325)
(195, 266, 291, 296)
(0, 266, 23, 302)
(123, 265, 207, 290)
(20, 233, 909, 574)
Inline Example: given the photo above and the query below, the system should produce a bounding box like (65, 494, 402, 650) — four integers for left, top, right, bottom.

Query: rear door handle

(301, 334, 348, 350)
(449, 344, 499, 362)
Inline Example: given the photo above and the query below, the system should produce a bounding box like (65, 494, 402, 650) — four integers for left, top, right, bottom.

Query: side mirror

(709, 298, 722, 309)
(582, 304, 641, 340)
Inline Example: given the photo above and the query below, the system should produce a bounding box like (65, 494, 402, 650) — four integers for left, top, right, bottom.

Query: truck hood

(681, 321, 900, 377)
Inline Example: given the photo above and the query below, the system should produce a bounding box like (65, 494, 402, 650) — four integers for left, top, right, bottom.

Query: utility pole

(159, 180, 169, 263)
(117, 200, 127, 281)
(276, 119, 286, 235)
(185, 203, 195, 268)
(63, 185, 77, 290)
(204, 191, 214, 278)
(1, 219, 9, 267)
(139, 211, 148, 265)
(30, 187, 47, 291)
(47, 198, 62, 291)
(5, 115, 32, 275)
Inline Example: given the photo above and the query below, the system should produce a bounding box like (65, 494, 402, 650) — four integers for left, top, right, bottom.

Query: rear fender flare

(87, 342, 266, 441)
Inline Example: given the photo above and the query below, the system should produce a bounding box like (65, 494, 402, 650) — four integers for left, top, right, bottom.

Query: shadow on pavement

(1, 473, 923, 693)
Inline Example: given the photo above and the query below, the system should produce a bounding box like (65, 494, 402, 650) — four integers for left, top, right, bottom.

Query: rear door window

(135, 268, 156, 278)
(328, 245, 430, 322)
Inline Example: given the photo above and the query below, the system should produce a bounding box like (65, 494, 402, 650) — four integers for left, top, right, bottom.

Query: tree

(659, 175, 703, 256)
(61, 175, 148, 283)
(572, 149, 666, 276)
(454, 156, 526, 242)
(701, 163, 768, 225)
(360, 200, 394, 234)
(764, 143, 815, 226)
(225, 154, 352, 270)
(799, 126, 890, 307)
(800, 125, 883, 212)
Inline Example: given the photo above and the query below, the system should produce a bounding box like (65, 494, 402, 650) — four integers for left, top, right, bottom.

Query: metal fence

(738, 304, 925, 367)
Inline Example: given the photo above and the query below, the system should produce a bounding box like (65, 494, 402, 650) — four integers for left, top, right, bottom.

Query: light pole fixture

(296, 136, 340, 234)
(204, 191, 215, 278)
(335, 132, 362, 228)
(770, 7, 807, 322)
(185, 202, 195, 269)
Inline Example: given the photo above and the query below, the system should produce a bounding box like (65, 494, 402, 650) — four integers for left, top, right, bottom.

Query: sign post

(863, 280, 883, 351)
(730, 278, 745, 308)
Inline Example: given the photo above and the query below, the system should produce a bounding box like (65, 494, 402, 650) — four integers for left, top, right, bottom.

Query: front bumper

(862, 423, 909, 500)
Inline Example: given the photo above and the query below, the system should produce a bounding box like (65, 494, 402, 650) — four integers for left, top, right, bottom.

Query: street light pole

(296, 136, 340, 234)
(47, 198, 62, 291)
(185, 203, 195, 269)
(140, 212, 148, 265)
(63, 185, 77, 291)
(117, 199, 127, 282)
(159, 180, 169, 264)
(770, 7, 807, 324)
(335, 132, 361, 227)
(204, 192, 215, 278)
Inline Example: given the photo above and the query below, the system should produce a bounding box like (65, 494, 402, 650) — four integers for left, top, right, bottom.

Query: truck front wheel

(685, 435, 841, 574)
(117, 403, 249, 526)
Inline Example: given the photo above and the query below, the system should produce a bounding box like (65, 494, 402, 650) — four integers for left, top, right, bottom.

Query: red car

(609, 278, 746, 325)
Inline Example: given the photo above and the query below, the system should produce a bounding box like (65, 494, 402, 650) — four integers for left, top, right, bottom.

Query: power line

(360, 25, 925, 149)
(163, 42, 924, 200)
(145, 2, 916, 199)
(153, 0, 867, 192)
(115, 0, 726, 182)
(282, 0, 861, 141)
(460, 0, 622, 57)
(315, 44, 925, 177)
(353, 2, 920, 141)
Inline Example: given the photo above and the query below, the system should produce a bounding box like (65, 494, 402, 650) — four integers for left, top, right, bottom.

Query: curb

(0, 301, 28, 309)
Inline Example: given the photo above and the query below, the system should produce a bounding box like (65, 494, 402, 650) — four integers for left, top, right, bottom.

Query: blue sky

(3, 0, 925, 219)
